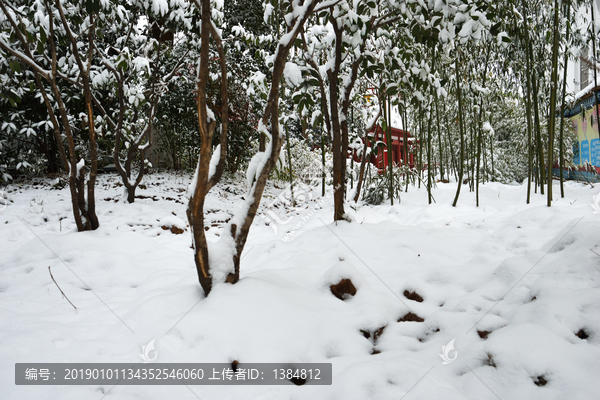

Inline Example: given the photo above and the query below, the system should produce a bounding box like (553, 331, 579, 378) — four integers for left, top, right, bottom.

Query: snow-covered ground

(1, 173, 599, 400)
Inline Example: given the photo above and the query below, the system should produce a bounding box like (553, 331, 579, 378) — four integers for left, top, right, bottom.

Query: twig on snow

(48, 266, 77, 310)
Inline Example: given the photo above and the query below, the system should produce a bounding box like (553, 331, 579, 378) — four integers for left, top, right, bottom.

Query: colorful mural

(560, 89, 600, 181)
(571, 105, 599, 166)
(568, 96, 600, 170)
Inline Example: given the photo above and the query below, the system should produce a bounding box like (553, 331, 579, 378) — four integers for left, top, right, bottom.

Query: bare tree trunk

(521, 0, 535, 203)
(443, 104, 458, 182)
(187, 0, 222, 295)
(559, 1, 572, 198)
(321, 114, 326, 196)
(285, 123, 295, 206)
(476, 47, 491, 207)
(403, 106, 410, 192)
(33, 75, 69, 173)
(526, 72, 534, 203)
(476, 122, 482, 206)
(452, 51, 465, 208)
(532, 75, 545, 195)
(490, 135, 495, 181)
(418, 105, 425, 189)
(383, 93, 394, 204)
(546, 0, 561, 207)
(55, 0, 99, 230)
(354, 108, 381, 202)
(186, 0, 316, 295)
(329, 20, 345, 221)
(435, 89, 444, 182)
(427, 97, 433, 204)
(469, 103, 476, 192)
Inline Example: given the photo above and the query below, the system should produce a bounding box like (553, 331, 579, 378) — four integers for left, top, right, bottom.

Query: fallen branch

(48, 266, 77, 310)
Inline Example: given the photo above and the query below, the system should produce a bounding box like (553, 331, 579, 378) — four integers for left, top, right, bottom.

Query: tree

(0, 0, 101, 230)
(546, 0, 561, 206)
(296, 1, 406, 219)
(92, 1, 192, 202)
(186, 0, 321, 296)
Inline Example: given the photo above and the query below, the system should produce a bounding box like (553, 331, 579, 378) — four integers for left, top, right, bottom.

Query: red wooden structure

(352, 125, 416, 171)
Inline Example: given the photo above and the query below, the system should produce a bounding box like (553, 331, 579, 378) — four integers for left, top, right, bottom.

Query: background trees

(0, 0, 101, 230)
(1, 0, 596, 294)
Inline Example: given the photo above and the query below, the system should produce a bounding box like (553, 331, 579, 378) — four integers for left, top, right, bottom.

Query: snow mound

(159, 215, 186, 229)
(159, 215, 186, 234)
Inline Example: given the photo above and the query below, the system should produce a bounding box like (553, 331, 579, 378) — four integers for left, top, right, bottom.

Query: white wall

(565, 0, 600, 96)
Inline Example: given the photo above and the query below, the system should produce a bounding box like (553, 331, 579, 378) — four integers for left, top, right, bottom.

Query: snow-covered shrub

(361, 165, 406, 205)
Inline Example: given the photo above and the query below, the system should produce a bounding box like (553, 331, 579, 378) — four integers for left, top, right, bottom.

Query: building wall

(563, 1, 600, 179)
(569, 97, 600, 170)
(566, 0, 600, 94)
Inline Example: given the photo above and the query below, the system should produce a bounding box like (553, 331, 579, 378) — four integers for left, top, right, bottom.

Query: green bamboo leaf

(9, 61, 21, 74)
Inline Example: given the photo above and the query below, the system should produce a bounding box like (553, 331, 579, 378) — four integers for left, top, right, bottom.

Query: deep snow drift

(1, 173, 599, 400)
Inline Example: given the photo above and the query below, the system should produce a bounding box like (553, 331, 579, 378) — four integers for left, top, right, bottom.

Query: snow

(91, 69, 112, 88)
(132, 56, 151, 75)
(75, 158, 85, 178)
(574, 81, 595, 101)
(284, 62, 303, 87)
(246, 151, 268, 186)
(310, 110, 322, 126)
(206, 107, 215, 123)
(263, 3, 274, 24)
(208, 144, 221, 181)
(207, 232, 236, 285)
(496, 32, 510, 47)
(1, 174, 600, 399)
(152, 0, 168, 16)
(231, 24, 245, 37)
(158, 215, 186, 230)
(439, 28, 451, 43)
(246, 121, 273, 187)
(483, 121, 495, 136)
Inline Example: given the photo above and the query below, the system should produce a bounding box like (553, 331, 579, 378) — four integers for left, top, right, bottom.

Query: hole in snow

(576, 329, 589, 340)
(330, 278, 357, 301)
(161, 226, 184, 235)
(403, 290, 424, 302)
(361, 326, 387, 345)
(533, 375, 548, 387)
(477, 330, 491, 340)
(398, 312, 424, 323)
(483, 352, 497, 368)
